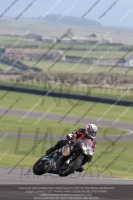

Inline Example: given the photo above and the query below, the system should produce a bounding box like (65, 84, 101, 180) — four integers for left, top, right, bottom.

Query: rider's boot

(46, 140, 68, 156)
(75, 166, 84, 172)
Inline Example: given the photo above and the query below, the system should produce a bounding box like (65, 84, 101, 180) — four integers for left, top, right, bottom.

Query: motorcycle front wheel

(33, 156, 48, 175)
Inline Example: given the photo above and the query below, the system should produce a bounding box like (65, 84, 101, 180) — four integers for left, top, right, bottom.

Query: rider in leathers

(46, 124, 98, 172)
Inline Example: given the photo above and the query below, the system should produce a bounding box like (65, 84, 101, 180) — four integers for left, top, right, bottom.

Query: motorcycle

(33, 138, 94, 177)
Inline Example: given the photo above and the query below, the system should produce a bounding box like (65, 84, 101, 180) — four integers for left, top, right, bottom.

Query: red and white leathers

(67, 128, 96, 153)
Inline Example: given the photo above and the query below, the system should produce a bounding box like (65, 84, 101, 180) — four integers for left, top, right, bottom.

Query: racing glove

(66, 130, 77, 141)
(66, 133, 73, 141)
(86, 155, 93, 163)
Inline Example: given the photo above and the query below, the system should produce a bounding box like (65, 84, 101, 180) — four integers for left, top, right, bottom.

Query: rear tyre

(58, 157, 82, 177)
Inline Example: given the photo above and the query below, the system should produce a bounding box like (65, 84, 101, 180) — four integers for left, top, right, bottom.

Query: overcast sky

(0, 0, 133, 28)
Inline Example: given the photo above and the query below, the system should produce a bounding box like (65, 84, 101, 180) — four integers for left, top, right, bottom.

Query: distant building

(60, 36, 100, 44)
(101, 38, 112, 44)
(5, 49, 26, 60)
(3, 47, 65, 61)
(42, 37, 56, 43)
(93, 59, 119, 66)
(23, 33, 42, 41)
(87, 33, 112, 44)
(72, 37, 88, 44)
(61, 34, 101, 44)
(88, 34, 98, 38)
(92, 57, 126, 66)
(26, 50, 66, 61)
(124, 59, 133, 67)
(52, 50, 66, 61)
(72, 36, 100, 44)
(60, 38, 71, 44)
(87, 33, 100, 39)
(86, 33, 101, 44)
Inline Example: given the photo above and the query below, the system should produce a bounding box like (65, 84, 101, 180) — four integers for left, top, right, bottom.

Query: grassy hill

(21, 60, 133, 75)
(0, 56, 42, 74)
(43, 14, 101, 26)
(0, 16, 133, 44)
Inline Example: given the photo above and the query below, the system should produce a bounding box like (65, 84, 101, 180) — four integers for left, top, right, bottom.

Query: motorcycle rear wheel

(58, 157, 82, 177)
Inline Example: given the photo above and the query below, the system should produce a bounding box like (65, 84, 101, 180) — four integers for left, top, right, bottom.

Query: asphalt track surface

(0, 108, 133, 185)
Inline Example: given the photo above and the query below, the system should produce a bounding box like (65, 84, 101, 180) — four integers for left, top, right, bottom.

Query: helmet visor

(87, 128, 97, 137)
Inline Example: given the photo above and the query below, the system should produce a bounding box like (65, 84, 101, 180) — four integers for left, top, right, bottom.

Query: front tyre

(33, 157, 46, 175)
(58, 157, 82, 177)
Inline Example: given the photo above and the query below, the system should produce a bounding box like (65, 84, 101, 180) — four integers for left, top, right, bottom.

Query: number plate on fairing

(82, 143, 87, 151)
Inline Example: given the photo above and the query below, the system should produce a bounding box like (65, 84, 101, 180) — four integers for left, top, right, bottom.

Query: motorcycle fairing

(77, 138, 94, 156)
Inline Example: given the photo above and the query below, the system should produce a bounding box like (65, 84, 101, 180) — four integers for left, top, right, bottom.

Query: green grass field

(0, 116, 127, 136)
(0, 35, 20, 41)
(0, 63, 12, 71)
(0, 116, 132, 178)
(0, 22, 132, 178)
(0, 86, 131, 178)
(22, 60, 133, 75)
(0, 135, 132, 178)
(0, 90, 132, 122)
(66, 50, 133, 59)
(84, 140, 133, 178)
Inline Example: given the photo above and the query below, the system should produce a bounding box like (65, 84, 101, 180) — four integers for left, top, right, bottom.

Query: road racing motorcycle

(33, 138, 94, 177)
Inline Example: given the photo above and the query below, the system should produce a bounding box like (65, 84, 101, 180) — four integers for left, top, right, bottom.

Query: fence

(0, 77, 132, 98)
(0, 84, 132, 107)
